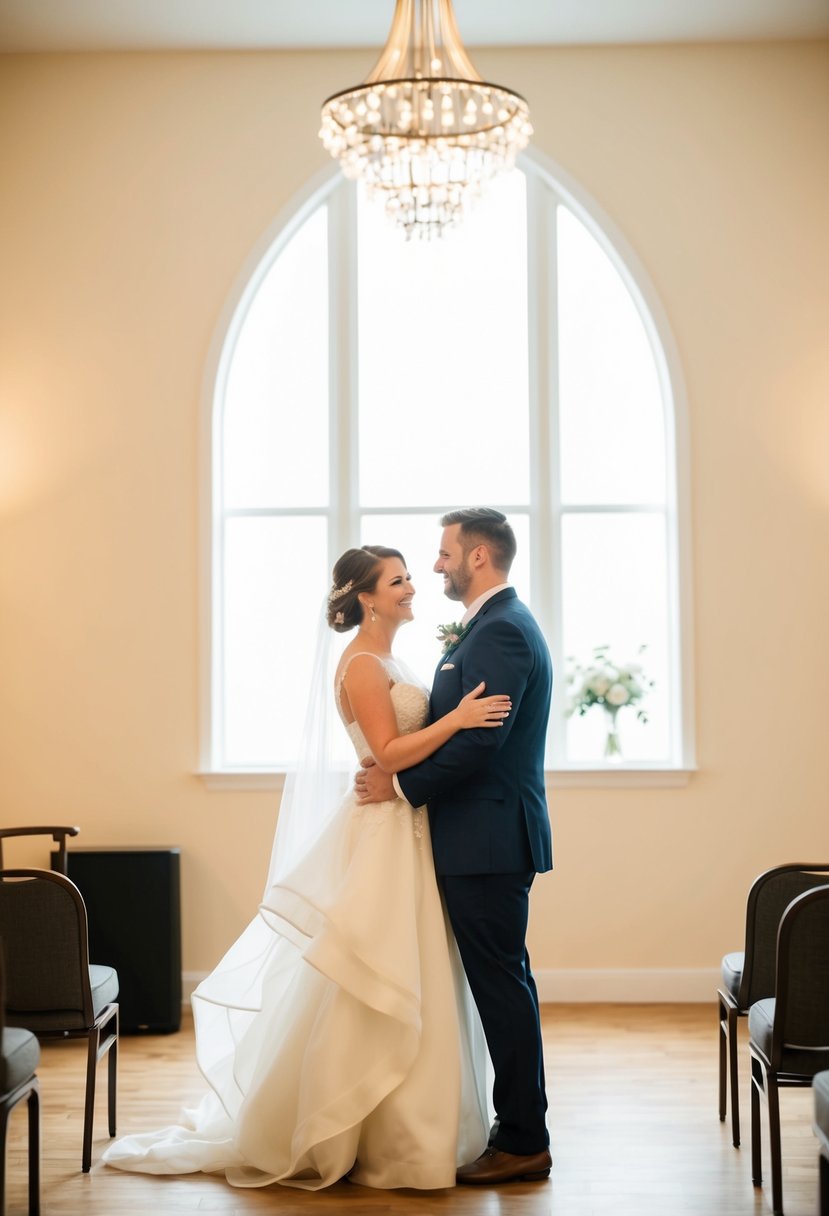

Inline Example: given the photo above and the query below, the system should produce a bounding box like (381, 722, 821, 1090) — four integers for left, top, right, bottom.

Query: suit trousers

(440, 871, 549, 1156)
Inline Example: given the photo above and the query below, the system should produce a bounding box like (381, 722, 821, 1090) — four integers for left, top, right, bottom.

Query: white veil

(190, 598, 352, 1114)
(264, 598, 350, 889)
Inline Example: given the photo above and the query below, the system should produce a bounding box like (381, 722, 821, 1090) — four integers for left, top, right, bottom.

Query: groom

(356, 507, 553, 1184)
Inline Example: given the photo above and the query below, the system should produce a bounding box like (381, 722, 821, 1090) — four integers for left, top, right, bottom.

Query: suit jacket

(397, 587, 553, 876)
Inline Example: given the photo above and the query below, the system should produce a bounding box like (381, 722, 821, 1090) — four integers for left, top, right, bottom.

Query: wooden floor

(4, 1004, 821, 1215)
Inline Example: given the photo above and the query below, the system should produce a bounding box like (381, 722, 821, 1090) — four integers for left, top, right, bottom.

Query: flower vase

(604, 710, 622, 762)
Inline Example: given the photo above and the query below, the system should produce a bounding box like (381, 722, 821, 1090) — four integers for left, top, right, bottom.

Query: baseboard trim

(535, 968, 719, 1003)
(184, 968, 719, 1007)
(182, 972, 204, 1003)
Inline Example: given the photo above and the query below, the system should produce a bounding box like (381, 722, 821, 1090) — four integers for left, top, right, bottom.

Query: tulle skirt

(103, 792, 489, 1189)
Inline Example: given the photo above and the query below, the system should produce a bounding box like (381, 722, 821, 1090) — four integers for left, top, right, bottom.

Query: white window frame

(199, 151, 696, 790)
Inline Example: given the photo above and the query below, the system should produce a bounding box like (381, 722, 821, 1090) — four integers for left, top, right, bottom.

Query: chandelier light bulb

(319, 0, 532, 239)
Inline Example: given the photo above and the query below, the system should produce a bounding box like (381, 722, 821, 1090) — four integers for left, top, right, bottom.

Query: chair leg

(718, 991, 727, 1122)
(0, 1082, 39, 1216)
(766, 1075, 783, 1216)
(718, 989, 742, 1146)
(82, 1027, 98, 1173)
(27, 1082, 39, 1216)
(0, 1103, 7, 1216)
(80, 1005, 118, 1168)
(729, 1010, 741, 1146)
(107, 1012, 118, 1138)
(751, 1054, 763, 1187)
(820, 1152, 829, 1216)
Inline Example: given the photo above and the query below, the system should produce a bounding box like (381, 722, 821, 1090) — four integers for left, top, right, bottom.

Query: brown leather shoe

(456, 1146, 552, 1185)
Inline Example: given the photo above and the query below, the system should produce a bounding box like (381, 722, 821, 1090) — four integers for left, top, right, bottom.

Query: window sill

(198, 767, 695, 792)
(548, 766, 694, 789)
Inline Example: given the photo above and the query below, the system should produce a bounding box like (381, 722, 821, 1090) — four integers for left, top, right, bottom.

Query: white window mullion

(327, 181, 360, 562)
(209, 394, 225, 771)
(526, 169, 547, 611)
(661, 356, 694, 770)
(527, 171, 565, 763)
(212, 329, 234, 771)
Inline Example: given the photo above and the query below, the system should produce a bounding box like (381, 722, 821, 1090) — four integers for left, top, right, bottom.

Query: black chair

(815, 1071, 829, 1216)
(748, 884, 829, 1216)
(0, 942, 40, 1215)
(718, 862, 829, 1146)
(0, 869, 118, 1172)
(0, 827, 79, 876)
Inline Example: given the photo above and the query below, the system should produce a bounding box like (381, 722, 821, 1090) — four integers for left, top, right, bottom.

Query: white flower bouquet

(565, 645, 654, 759)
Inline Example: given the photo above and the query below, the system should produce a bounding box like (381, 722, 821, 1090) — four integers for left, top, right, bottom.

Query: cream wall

(1, 44, 827, 997)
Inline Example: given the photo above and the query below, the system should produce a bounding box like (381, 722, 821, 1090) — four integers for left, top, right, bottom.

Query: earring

(370, 605, 377, 622)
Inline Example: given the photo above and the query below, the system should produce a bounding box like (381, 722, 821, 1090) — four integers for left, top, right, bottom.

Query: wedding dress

(104, 654, 489, 1189)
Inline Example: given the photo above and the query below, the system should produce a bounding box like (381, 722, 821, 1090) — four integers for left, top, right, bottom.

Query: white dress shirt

(459, 583, 510, 627)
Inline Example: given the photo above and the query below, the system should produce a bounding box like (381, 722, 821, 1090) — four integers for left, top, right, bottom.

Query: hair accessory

(329, 580, 353, 602)
(334, 611, 345, 625)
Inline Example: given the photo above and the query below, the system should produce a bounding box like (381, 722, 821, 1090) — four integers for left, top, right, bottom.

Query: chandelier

(319, 0, 532, 239)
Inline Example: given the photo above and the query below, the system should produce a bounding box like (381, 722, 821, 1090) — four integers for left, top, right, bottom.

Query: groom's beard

(442, 560, 473, 602)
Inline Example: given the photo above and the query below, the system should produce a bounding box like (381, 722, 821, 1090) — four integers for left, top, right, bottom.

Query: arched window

(203, 155, 694, 785)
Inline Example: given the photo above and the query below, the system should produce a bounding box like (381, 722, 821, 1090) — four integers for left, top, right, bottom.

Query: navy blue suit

(397, 587, 553, 1156)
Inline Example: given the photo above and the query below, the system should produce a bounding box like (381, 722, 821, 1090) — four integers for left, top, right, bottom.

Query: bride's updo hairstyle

(327, 544, 406, 633)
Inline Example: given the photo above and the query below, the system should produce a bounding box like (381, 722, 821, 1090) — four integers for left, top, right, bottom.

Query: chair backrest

(771, 884, 829, 1066)
(0, 938, 8, 1089)
(0, 869, 94, 1025)
(0, 936, 6, 1035)
(739, 863, 829, 1007)
(0, 826, 79, 875)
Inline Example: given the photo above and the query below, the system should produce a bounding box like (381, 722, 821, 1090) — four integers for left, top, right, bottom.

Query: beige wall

(1, 44, 827, 990)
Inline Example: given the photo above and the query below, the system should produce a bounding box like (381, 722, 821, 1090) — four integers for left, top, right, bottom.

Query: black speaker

(67, 847, 182, 1034)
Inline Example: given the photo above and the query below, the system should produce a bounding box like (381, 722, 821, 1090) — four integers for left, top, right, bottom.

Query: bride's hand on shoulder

(454, 682, 511, 730)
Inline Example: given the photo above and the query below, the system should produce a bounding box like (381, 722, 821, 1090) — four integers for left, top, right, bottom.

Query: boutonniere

(437, 620, 471, 654)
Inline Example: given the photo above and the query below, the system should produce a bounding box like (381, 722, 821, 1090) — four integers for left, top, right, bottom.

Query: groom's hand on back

(355, 759, 397, 805)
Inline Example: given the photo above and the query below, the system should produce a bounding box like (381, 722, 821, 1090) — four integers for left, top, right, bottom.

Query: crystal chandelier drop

(319, 0, 532, 239)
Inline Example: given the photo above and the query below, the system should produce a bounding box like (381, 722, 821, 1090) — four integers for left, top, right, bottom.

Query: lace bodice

(336, 654, 428, 764)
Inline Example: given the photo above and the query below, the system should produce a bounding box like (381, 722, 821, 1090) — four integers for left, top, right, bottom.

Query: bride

(104, 544, 509, 1190)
